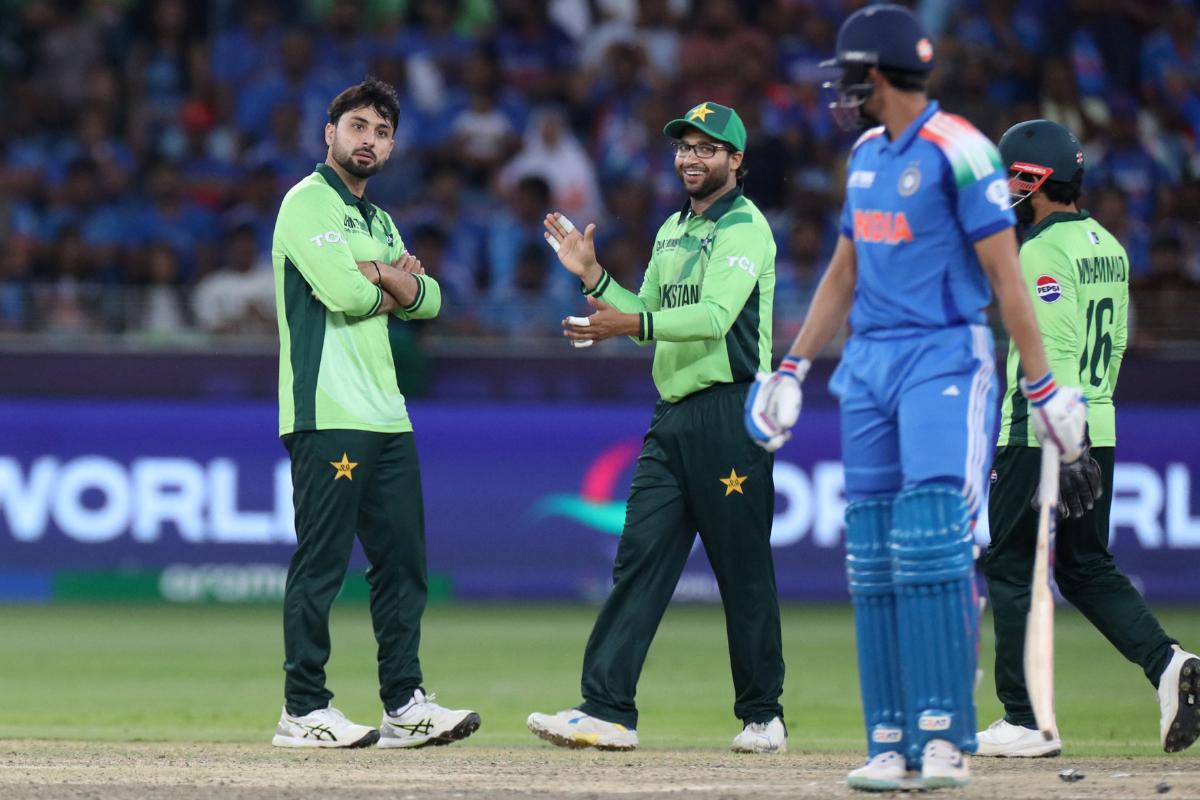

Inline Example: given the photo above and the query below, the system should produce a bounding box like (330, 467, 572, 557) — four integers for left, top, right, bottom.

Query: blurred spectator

(222, 163, 285, 261)
(1086, 96, 1176, 227)
(678, 0, 772, 106)
(586, 42, 654, 185)
(244, 103, 320, 186)
(1140, 2, 1200, 107)
(407, 222, 487, 335)
(446, 73, 522, 185)
(134, 243, 191, 335)
(487, 175, 571, 301)
(35, 225, 107, 334)
(40, 159, 123, 284)
(235, 30, 336, 148)
(210, 0, 283, 96)
(138, 162, 219, 282)
(398, 163, 489, 300)
(499, 107, 606, 224)
(311, 0, 373, 89)
(493, 0, 577, 104)
(1039, 58, 1109, 145)
(1092, 186, 1152, 280)
(125, 0, 207, 152)
(192, 224, 275, 335)
(390, 0, 476, 84)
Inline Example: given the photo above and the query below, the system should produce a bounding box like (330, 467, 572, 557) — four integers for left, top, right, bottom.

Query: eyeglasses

(671, 141, 731, 158)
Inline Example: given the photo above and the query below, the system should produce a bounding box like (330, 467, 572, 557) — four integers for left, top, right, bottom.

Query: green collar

(679, 184, 743, 223)
(1026, 209, 1090, 240)
(315, 163, 368, 207)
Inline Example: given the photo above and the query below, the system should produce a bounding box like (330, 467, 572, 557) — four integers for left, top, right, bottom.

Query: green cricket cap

(663, 101, 747, 152)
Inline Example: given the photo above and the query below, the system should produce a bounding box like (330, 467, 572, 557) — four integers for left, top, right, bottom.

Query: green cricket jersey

(997, 210, 1128, 447)
(273, 164, 441, 436)
(583, 186, 775, 402)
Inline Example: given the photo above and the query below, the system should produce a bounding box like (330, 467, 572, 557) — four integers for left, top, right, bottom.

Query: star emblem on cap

(687, 102, 714, 122)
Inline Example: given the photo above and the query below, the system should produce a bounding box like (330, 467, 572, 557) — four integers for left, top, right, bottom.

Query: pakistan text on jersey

(852, 210, 914, 245)
(660, 283, 701, 308)
(1075, 254, 1127, 285)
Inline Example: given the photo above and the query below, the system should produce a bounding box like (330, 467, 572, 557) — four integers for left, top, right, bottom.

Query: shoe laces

(394, 690, 439, 716)
(926, 740, 962, 763)
(315, 705, 349, 724)
(745, 721, 769, 734)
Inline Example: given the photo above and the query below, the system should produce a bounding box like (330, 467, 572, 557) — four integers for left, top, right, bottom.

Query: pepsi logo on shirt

(1036, 275, 1062, 303)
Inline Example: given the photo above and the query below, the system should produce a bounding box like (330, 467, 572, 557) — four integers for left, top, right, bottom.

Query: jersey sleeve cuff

(402, 274, 426, 312)
(367, 285, 384, 316)
(582, 270, 612, 298)
(966, 218, 1015, 243)
(638, 312, 654, 342)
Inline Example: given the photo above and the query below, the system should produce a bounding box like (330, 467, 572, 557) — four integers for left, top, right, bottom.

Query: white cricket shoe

(976, 718, 1062, 757)
(846, 751, 918, 792)
(271, 704, 379, 748)
(1159, 644, 1200, 753)
(526, 709, 639, 751)
(731, 716, 788, 753)
(378, 689, 481, 748)
(921, 738, 970, 789)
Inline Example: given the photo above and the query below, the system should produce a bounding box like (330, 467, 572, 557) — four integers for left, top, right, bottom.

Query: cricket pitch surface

(3, 741, 1198, 799)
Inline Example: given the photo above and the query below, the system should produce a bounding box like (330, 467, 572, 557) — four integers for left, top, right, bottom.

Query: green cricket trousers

(982, 446, 1177, 727)
(281, 429, 427, 716)
(578, 382, 786, 729)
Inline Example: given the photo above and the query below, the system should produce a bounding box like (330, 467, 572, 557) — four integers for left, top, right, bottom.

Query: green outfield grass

(0, 602, 1195, 754)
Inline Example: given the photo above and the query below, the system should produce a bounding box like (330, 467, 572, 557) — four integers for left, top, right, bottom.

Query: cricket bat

(1024, 443, 1060, 740)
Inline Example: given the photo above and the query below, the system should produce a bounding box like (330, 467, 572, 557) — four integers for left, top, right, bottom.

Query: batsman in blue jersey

(745, 5, 1089, 792)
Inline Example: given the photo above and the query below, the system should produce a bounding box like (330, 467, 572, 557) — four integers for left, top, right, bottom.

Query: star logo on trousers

(720, 468, 747, 496)
(330, 453, 358, 480)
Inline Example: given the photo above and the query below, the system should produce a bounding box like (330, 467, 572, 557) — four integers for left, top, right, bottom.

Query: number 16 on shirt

(1025, 443, 1060, 741)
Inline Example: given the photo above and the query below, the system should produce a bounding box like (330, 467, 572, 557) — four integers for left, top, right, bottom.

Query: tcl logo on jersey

(1036, 275, 1062, 303)
(725, 255, 757, 276)
(852, 210, 914, 245)
(309, 231, 344, 247)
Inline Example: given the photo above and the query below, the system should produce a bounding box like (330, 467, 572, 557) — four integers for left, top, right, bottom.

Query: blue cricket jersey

(839, 101, 1016, 335)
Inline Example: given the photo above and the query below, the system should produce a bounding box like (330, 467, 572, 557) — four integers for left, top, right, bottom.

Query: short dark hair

(328, 76, 401, 132)
(1041, 170, 1083, 205)
(879, 67, 929, 93)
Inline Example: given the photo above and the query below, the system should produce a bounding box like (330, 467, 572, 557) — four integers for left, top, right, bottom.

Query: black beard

(1014, 198, 1035, 226)
(678, 165, 728, 200)
(335, 149, 383, 179)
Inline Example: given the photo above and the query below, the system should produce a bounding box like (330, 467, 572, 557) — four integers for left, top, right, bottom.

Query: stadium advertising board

(1, 401, 1198, 602)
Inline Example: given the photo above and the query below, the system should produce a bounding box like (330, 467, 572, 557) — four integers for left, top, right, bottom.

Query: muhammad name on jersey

(1075, 253, 1127, 285)
(852, 209, 913, 245)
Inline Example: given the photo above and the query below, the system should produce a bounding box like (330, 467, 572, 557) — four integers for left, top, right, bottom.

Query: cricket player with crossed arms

(745, 6, 1088, 790)
(975, 118, 1200, 758)
(269, 77, 479, 749)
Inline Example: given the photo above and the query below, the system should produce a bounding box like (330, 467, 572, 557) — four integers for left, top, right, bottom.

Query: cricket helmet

(821, 5, 935, 129)
(998, 119, 1085, 205)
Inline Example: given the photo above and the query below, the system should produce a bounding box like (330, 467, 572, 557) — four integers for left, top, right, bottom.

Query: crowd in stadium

(1, 0, 1199, 347)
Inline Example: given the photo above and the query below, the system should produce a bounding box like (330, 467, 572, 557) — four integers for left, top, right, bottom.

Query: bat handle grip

(1038, 443, 1059, 509)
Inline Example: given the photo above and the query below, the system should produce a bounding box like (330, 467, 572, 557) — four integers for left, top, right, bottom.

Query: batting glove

(744, 355, 809, 453)
(1020, 373, 1087, 463)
